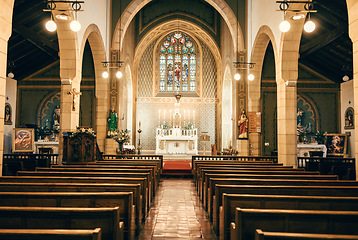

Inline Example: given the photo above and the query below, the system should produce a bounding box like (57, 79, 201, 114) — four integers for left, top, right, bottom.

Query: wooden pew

(198, 169, 329, 205)
(0, 206, 123, 240)
(0, 176, 149, 219)
(0, 182, 142, 231)
(214, 184, 358, 236)
(231, 208, 358, 240)
(0, 228, 103, 240)
(221, 194, 358, 240)
(209, 178, 358, 227)
(52, 164, 161, 189)
(255, 229, 358, 240)
(35, 167, 157, 199)
(0, 192, 134, 239)
(197, 168, 313, 191)
(201, 173, 338, 207)
(17, 171, 152, 211)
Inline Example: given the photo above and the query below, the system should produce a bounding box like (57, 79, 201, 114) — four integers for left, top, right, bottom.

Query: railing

(2, 153, 59, 176)
(192, 155, 278, 163)
(298, 156, 356, 180)
(103, 154, 164, 168)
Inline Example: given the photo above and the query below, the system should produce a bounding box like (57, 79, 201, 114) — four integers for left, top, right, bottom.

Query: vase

(117, 142, 123, 154)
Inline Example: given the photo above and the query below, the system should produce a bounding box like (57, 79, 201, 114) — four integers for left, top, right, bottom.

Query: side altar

(156, 127, 198, 155)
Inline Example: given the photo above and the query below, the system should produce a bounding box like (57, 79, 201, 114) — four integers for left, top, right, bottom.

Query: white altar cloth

(156, 127, 198, 155)
(297, 143, 327, 157)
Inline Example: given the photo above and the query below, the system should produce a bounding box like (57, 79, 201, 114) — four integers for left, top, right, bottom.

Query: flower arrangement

(70, 127, 96, 138)
(160, 122, 170, 130)
(184, 122, 194, 130)
(110, 129, 130, 144)
(316, 131, 326, 144)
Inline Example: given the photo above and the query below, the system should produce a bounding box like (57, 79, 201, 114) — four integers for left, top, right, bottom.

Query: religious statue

(53, 105, 60, 126)
(238, 110, 248, 139)
(297, 107, 303, 127)
(107, 109, 118, 134)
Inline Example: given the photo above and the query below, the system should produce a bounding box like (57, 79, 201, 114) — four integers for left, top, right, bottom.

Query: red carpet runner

(162, 161, 192, 176)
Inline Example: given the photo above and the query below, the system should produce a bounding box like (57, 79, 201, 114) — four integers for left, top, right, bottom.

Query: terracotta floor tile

(137, 178, 217, 240)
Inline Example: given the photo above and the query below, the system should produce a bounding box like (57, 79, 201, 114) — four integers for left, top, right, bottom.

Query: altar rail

(298, 156, 356, 180)
(103, 154, 163, 168)
(2, 153, 58, 176)
(192, 155, 278, 163)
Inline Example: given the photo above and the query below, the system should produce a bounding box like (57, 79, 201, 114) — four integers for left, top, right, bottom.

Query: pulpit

(62, 131, 97, 163)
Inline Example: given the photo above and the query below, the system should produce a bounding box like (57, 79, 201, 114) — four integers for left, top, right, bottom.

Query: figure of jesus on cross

(67, 88, 82, 111)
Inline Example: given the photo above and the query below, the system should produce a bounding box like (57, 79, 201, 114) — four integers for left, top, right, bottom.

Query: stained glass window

(159, 32, 197, 93)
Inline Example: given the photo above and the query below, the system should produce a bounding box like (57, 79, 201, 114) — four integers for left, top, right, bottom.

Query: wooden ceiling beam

(299, 28, 345, 59)
(13, 23, 59, 59)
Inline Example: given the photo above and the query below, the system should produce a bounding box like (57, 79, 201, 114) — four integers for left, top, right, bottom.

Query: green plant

(316, 131, 326, 144)
(161, 122, 170, 130)
(184, 122, 193, 130)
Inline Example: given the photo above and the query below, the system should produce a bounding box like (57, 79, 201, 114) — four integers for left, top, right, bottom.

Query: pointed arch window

(159, 32, 197, 93)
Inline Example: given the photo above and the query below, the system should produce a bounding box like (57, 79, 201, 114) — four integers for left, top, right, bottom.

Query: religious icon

(13, 128, 35, 152)
(344, 107, 354, 129)
(174, 64, 181, 82)
(4, 103, 12, 125)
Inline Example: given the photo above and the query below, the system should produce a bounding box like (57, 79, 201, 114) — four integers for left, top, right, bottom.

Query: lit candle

(159, 109, 161, 124)
(188, 111, 191, 123)
(139, 121, 141, 129)
(164, 109, 166, 123)
(169, 109, 172, 126)
(184, 110, 186, 124)
(193, 110, 195, 126)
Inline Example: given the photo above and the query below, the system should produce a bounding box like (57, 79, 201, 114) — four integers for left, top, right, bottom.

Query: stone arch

(222, 65, 233, 150)
(249, 25, 278, 155)
(249, 25, 278, 110)
(112, 0, 244, 52)
(125, 65, 134, 143)
(80, 24, 108, 151)
(276, 8, 306, 166)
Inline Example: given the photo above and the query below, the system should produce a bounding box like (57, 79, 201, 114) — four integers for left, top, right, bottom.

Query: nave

(137, 178, 216, 240)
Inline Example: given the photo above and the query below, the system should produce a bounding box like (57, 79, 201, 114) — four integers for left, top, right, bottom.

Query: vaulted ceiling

(7, 0, 352, 84)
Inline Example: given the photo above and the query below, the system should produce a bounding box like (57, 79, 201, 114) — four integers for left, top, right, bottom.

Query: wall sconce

(233, 61, 256, 81)
(44, 0, 84, 32)
(174, 92, 182, 104)
(277, 1, 317, 33)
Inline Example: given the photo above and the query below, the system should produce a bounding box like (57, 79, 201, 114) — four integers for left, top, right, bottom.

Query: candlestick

(139, 121, 141, 129)
(169, 109, 172, 127)
(159, 109, 161, 125)
(163, 110, 166, 123)
(188, 111, 191, 123)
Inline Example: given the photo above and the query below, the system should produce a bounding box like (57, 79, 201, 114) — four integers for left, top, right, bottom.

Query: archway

(112, 0, 244, 53)
(222, 65, 233, 150)
(249, 25, 277, 155)
(80, 24, 108, 151)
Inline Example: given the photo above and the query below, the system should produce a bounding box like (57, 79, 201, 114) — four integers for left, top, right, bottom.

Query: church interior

(1, 0, 358, 239)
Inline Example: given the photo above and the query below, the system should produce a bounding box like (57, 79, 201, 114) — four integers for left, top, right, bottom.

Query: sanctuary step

(161, 160, 192, 177)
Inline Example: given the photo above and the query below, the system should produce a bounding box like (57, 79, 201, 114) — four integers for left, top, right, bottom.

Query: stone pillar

(59, 80, 81, 163)
(277, 81, 297, 166)
(347, 0, 358, 180)
(0, 0, 14, 175)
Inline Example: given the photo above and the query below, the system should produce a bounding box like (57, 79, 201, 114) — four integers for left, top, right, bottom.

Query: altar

(297, 143, 327, 157)
(155, 127, 198, 155)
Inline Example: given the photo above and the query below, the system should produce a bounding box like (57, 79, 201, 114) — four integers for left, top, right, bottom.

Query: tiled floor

(137, 178, 217, 240)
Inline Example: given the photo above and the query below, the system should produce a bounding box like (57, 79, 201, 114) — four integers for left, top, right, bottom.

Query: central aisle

(137, 178, 217, 239)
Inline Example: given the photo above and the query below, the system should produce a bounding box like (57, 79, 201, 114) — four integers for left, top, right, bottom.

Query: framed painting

(325, 133, 347, 157)
(4, 103, 12, 125)
(12, 128, 35, 153)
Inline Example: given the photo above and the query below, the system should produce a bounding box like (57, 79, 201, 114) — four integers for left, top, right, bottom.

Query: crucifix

(67, 88, 82, 111)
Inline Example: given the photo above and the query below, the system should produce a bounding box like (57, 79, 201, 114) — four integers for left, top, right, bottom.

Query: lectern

(62, 132, 97, 164)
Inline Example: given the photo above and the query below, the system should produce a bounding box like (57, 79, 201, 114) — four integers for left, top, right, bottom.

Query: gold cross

(67, 88, 82, 111)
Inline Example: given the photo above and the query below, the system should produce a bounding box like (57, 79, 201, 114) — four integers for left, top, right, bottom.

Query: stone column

(347, 0, 358, 180)
(0, 0, 14, 175)
(277, 80, 297, 166)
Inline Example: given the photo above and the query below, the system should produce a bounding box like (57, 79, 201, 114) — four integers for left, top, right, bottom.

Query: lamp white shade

(102, 71, 109, 79)
(279, 20, 290, 32)
(234, 73, 241, 80)
(248, 74, 255, 81)
(304, 20, 315, 33)
(45, 20, 57, 32)
(116, 71, 123, 79)
(342, 75, 349, 81)
(70, 20, 81, 32)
